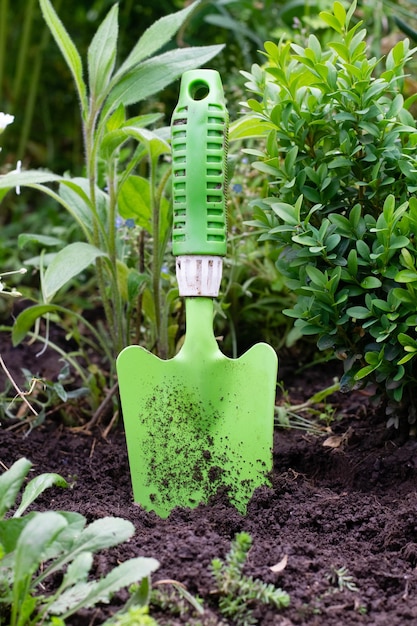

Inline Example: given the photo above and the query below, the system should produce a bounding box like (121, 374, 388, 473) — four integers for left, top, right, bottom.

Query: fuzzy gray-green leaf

(88, 4, 118, 100)
(104, 45, 224, 115)
(43, 242, 107, 302)
(115, 0, 202, 78)
(39, 0, 87, 112)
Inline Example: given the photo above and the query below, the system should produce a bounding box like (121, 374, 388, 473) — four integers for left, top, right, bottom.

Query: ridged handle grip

(171, 69, 228, 257)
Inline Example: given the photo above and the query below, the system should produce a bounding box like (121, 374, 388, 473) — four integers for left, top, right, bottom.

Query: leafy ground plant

(0, 0, 223, 413)
(211, 532, 290, 625)
(240, 0, 417, 428)
(0, 457, 159, 625)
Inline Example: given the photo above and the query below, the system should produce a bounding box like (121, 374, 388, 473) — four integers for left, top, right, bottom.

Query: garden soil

(2, 334, 417, 625)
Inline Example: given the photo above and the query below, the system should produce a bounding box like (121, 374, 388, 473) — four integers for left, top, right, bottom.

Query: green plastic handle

(171, 69, 228, 256)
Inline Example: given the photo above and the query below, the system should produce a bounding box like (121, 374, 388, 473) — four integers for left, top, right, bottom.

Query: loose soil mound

(1, 330, 417, 625)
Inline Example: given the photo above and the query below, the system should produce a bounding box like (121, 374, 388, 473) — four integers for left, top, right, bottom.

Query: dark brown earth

(2, 331, 417, 625)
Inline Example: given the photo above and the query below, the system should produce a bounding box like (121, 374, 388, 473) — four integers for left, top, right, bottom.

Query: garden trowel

(116, 70, 278, 519)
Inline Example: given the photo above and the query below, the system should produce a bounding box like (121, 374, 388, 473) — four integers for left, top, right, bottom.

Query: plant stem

(16, 0, 55, 162)
(106, 154, 125, 351)
(0, 0, 8, 103)
(12, 0, 35, 102)
(84, 102, 120, 356)
(150, 153, 163, 356)
(135, 228, 146, 345)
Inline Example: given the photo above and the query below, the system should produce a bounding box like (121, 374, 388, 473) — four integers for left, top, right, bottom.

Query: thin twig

(0, 353, 38, 416)
(72, 381, 119, 433)
(102, 409, 119, 439)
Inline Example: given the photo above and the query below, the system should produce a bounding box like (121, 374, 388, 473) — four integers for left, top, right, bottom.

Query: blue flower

(233, 183, 243, 193)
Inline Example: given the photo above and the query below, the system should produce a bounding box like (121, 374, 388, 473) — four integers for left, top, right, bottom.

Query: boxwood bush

(240, 0, 417, 428)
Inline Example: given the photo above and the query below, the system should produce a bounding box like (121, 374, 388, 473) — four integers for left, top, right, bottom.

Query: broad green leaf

(398, 332, 417, 348)
(0, 169, 61, 190)
(398, 352, 416, 365)
(284, 146, 298, 176)
(400, 248, 415, 270)
(292, 234, 319, 247)
(100, 113, 163, 158)
(395, 269, 417, 283)
(14, 473, 68, 518)
(18, 233, 63, 249)
(388, 93, 404, 118)
(360, 276, 382, 289)
(327, 41, 349, 62)
(319, 11, 343, 34)
(88, 4, 118, 101)
(229, 115, 270, 141)
(43, 242, 107, 302)
(59, 178, 109, 241)
(41, 512, 87, 564)
(12, 304, 72, 346)
(118, 175, 152, 231)
(121, 127, 171, 161)
(0, 516, 34, 554)
(60, 552, 94, 591)
(104, 45, 224, 115)
(59, 558, 159, 618)
(106, 103, 126, 131)
(0, 458, 32, 519)
(116, 260, 130, 302)
(306, 265, 327, 287)
(347, 306, 372, 319)
(39, 517, 136, 583)
(127, 270, 148, 303)
(39, 0, 87, 113)
(270, 201, 300, 225)
(346, 0, 357, 24)
(296, 322, 323, 335)
(115, 0, 202, 79)
(72, 517, 135, 553)
(347, 249, 358, 276)
(356, 239, 371, 260)
(13, 512, 68, 607)
(354, 364, 377, 380)
(46, 581, 94, 616)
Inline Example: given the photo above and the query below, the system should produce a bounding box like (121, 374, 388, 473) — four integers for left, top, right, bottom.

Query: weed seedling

(211, 532, 290, 625)
(327, 566, 358, 593)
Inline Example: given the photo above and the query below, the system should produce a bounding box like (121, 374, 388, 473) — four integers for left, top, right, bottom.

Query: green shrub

(240, 0, 417, 427)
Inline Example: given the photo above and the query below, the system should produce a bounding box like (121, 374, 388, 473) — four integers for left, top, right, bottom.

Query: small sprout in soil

(110, 606, 158, 626)
(210, 532, 290, 625)
(326, 566, 358, 593)
(275, 379, 340, 435)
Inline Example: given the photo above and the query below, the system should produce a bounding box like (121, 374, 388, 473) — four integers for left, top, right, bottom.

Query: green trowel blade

(117, 298, 278, 519)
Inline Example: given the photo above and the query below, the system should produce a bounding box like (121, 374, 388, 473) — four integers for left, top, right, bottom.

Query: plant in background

(0, 0, 223, 415)
(239, 0, 417, 428)
(211, 532, 290, 625)
(0, 458, 160, 625)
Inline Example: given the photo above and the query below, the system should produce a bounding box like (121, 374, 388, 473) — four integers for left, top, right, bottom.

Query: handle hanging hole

(189, 80, 210, 101)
